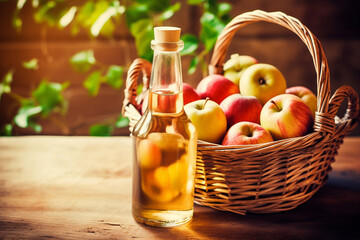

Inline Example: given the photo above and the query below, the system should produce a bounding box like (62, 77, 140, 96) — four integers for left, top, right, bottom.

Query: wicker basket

(122, 10, 359, 215)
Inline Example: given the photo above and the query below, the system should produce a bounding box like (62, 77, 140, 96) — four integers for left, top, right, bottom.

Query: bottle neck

(149, 40, 184, 114)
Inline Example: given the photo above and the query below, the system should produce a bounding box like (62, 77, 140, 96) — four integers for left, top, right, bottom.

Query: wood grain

(0, 136, 359, 239)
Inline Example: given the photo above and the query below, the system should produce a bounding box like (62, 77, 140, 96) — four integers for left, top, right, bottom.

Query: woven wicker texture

(122, 10, 359, 215)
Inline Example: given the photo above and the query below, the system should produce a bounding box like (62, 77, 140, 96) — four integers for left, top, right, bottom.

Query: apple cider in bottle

(131, 27, 197, 227)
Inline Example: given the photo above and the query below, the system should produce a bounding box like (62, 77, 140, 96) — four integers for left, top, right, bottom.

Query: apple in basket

(220, 93, 262, 128)
(286, 86, 317, 117)
(184, 98, 227, 144)
(223, 54, 258, 86)
(183, 83, 200, 105)
(260, 94, 314, 140)
(196, 74, 240, 104)
(240, 63, 287, 105)
(222, 121, 273, 145)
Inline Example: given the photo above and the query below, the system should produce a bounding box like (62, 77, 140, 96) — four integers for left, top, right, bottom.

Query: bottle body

(131, 29, 197, 227)
(132, 105, 197, 227)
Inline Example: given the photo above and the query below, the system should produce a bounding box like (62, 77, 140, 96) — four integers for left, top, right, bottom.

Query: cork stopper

(154, 26, 181, 43)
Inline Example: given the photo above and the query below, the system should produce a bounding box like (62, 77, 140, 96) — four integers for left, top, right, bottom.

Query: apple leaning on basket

(183, 54, 317, 145)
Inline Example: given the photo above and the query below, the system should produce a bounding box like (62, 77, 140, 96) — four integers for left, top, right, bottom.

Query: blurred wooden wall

(0, 0, 359, 136)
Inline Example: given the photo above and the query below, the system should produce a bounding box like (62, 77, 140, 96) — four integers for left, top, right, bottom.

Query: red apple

(220, 94, 262, 128)
(260, 94, 314, 140)
(184, 98, 227, 143)
(222, 121, 273, 145)
(183, 83, 200, 105)
(286, 86, 317, 117)
(196, 74, 240, 104)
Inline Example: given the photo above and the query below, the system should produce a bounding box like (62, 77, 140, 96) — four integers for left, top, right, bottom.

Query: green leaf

(89, 124, 113, 136)
(203, 1, 232, 22)
(217, 3, 232, 18)
(70, 50, 96, 73)
(59, 6, 77, 28)
(86, 1, 115, 37)
(181, 34, 199, 56)
(90, 6, 117, 37)
(22, 58, 39, 70)
(137, 0, 170, 13)
(130, 19, 154, 62)
(12, 0, 28, 31)
(200, 12, 226, 52)
(71, 1, 94, 35)
(83, 71, 102, 96)
(14, 105, 42, 128)
(12, 15, 22, 32)
(204, 0, 218, 15)
(105, 65, 123, 89)
(187, 0, 203, 5)
(0, 124, 13, 136)
(32, 0, 39, 8)
(32, 80, 66, 116)
(115, 115, 129, 128)
(3, 70, 14, 85)
(34, 1, 67, 26)
(0, 70, 14, 100)
(71, 1, 122, 37)
(125, 4, 149, 28)
(14, 98, 43, 133)
(159, 2, 181, 21)
(28, 121, 42, 133)
(188, 56, 200, 74)
(16, 0, 28, 10)
(76, 1, 95, 23)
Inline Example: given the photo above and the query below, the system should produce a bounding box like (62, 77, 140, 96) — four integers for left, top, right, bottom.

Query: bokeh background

(0, 0, 359, 136)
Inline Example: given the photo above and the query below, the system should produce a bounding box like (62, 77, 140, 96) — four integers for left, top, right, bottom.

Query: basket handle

(328, 85, 359, 130)
(209, 10, 332, 134)
(122, 58, 152, 115)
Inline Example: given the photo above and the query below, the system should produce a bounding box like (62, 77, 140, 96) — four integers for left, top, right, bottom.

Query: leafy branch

(0, 62, 69, 135)
(2, 0, 232, 136)
(182, 0, 232, 77)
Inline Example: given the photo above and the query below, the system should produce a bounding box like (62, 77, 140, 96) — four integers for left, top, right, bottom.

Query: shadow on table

(141, 183, 360, 240)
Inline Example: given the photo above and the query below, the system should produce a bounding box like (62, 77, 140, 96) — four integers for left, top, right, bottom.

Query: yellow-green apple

(286, 86, 317, 117)
(240, 63, 287, 105)
(223, 54, 258, 85)
(183, 83, 200, 105)
(260, 94, 314, 140)
(196, 74, 240, 104)
(220, 94, 262, 128)
(184, 98, 227, 143)
(222, 121, 273, 145)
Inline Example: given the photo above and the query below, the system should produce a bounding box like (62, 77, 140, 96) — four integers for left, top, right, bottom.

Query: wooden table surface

(0, 136, 359, 240)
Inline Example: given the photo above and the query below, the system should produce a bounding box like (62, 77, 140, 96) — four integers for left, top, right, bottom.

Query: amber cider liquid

(132, 89, 197, 227)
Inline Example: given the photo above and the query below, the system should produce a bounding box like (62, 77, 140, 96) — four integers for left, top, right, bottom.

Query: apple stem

(259, 78, 266, 85)
(270, 100, 281, 111)
(203, 97, 210, 109)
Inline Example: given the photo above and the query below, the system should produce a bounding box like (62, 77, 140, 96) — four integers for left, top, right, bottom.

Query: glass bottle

(131, 27, 197, 227)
